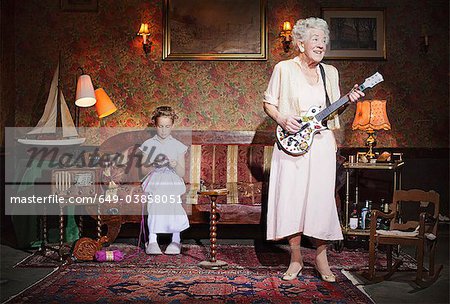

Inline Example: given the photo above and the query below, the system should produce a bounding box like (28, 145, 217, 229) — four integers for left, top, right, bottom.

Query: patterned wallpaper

(14, 0, 449, 148)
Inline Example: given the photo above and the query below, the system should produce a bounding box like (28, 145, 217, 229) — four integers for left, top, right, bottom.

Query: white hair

(292, 17, 330, 50)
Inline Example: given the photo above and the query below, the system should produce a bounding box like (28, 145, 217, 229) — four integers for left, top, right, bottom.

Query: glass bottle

(360, 200, 369, 230)
(383, 199, 389, 213)
(349, 203, 358, 229)
(365, 200, 372, 229)
(382, 199, 391, 230)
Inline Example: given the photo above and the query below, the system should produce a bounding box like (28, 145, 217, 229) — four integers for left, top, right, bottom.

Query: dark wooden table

(197, 188, 229, 269)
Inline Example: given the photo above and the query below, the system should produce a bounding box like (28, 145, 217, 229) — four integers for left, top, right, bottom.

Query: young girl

(139, 106, 189, 255)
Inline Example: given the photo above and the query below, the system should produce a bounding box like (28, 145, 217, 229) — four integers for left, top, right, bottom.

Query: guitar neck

(316, 83, 367, 122)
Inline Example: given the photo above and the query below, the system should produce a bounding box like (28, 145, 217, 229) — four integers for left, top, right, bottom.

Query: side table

(197, 188, 228, 269)
(343, 160, 405, 236)
(39, 167, 103, 263)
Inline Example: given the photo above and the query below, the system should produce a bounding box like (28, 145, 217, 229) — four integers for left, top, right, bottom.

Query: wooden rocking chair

(363, 189, 443, 288)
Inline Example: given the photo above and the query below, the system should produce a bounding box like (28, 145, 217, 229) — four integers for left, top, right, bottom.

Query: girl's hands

(169, 160, 177, 168)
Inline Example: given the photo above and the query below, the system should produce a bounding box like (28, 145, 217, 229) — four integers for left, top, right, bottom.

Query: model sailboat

(18, 63, 85, 145)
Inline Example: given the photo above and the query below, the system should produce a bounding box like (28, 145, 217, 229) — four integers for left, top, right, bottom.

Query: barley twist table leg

(197, 189, 228, 269)
(209, 195, 218, 263)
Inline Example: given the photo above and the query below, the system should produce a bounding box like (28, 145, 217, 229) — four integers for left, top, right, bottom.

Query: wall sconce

(280, 21, 292, 53)
(137, 23, 152, 55)
(352, 100, 391, 158)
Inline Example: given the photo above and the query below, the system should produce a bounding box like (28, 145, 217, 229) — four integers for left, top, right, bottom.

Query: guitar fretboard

(315, 84, 367, 122)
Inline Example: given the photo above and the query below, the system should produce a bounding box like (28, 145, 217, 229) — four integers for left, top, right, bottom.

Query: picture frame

(321, 8, 386, 60)
(60, 0, 98, 12)
(163, 0, 267, 61)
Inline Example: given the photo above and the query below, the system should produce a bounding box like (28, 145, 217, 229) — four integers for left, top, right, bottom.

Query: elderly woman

(263, 17, 364, 282)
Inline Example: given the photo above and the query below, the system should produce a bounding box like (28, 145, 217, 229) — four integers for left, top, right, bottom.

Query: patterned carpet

(8, 243, 419, 303)
(10, 263, 372, 304)
(15, 243, 417, 271)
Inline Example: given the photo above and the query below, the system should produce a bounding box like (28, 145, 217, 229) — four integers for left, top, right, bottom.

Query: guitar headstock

(362, 72, 384, 88)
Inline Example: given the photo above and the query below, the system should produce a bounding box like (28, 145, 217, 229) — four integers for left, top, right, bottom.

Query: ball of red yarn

(95, 250, 124, 262)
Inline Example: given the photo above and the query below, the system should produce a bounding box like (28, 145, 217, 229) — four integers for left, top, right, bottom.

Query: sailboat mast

(56, 51, 62, 137)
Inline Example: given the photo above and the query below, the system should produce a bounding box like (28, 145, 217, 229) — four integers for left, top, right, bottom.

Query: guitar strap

(319, 64, 331, 108)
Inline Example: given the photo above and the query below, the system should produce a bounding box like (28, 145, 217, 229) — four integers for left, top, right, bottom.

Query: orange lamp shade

(94, 88, 117, 118)
(352, 100, 391, 131)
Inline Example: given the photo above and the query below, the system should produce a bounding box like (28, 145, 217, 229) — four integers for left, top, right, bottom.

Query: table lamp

(352, 100, 391, 158)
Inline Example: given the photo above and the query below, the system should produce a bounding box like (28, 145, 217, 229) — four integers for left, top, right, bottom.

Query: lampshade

(352, 100, 391, 131)
(138, 23, 150, 44)
(138, 23, 150, 35)
(282, 21, 292, 31)
(94, 88, 117, 118)
(75, 74, 96, 107)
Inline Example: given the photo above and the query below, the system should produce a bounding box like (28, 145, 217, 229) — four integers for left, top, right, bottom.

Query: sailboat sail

(60, 93, 78, 138)
(18, 62, 85, 146)
(27, 65, 59, 135)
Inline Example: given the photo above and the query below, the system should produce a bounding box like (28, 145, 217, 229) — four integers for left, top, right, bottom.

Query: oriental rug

(15, 243, 417, 272)
(7, 264, 372, 303)
(8, 243, 421, 303)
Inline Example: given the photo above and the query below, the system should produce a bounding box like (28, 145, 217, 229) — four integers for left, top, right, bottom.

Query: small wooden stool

(197, 189, 228, 269)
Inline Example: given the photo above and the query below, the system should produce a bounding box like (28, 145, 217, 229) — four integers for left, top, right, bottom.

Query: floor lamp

(74, 69, 117, 127)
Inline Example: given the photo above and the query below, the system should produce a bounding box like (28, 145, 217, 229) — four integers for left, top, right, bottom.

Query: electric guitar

(276, 72, 384, 156)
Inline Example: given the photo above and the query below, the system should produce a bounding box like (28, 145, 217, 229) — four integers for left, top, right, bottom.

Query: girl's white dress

(264, 58, 343, 241)
(139, 135, 189, 234)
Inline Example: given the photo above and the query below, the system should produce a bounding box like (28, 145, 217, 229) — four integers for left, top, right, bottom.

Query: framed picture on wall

(60, 0, 98, 12)
(163, 0, 267, 61)
(321, 8, 386, 60)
